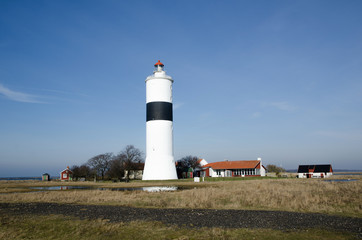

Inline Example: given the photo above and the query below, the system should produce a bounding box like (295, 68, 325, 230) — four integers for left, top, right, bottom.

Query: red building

(60, 166, 73, 181)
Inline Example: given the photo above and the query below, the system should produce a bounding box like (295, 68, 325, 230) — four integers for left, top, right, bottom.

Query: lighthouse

(142, 60, 178, 180)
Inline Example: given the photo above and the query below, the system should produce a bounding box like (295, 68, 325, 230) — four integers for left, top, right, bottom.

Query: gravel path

(0, 202, 361, 237)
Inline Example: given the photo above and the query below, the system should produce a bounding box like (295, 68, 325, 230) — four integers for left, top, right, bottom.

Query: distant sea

(0, 177, 41, 181)
(286, 169, 362, 173)
(0, 177, 59, 181)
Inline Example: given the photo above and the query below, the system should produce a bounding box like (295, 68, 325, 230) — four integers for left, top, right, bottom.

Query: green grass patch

(0, 214, 356, 240)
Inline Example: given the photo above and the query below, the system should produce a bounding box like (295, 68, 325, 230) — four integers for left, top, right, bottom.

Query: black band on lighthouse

(147, 102, 173, 121)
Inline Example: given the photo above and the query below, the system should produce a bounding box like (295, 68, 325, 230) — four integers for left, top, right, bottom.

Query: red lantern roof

(154, 60, 164, 66)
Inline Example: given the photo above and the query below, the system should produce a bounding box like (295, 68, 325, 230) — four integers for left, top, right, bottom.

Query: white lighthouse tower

(142, 60, 178, 180)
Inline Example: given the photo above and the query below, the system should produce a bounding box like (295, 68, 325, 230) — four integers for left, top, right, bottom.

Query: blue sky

(0, 0, 361, 177)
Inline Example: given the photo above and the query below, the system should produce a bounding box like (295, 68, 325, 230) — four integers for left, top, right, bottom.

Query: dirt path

(0, 203, 361, 236)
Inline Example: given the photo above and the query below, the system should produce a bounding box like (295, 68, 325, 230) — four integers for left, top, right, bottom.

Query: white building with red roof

(197, 158, 266, 177)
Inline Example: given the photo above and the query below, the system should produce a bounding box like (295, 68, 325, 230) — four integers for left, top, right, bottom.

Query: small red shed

(60, 166, 73, 181)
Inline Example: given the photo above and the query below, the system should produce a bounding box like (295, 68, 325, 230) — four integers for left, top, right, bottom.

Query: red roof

(154, 60, 164, 66)
(203, 160, 261, 170)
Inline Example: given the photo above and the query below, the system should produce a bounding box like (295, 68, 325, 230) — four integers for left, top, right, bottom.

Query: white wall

(298, 172, 332, 178)
(209, 168, 220, 177)
(260, 166, 266, 177)
(199, 159, 208, 166)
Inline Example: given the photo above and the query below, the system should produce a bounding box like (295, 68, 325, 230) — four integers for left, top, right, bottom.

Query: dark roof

(297, 164, 333, 173)
(131, 162, 145, 170)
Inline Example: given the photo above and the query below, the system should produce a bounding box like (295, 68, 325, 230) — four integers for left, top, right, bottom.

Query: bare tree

(118, 145, 143, 180)
(71, 164, 93, 180)
(107, 156, 125, 180)
(87, 152, 113, 179)
(71, 165, 81, 180)
(79, 164, 93, 179)
(177, 155, 200, 168)
(176, 155, 200, 178)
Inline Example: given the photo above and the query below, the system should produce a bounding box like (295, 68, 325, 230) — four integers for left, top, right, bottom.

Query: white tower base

(142, 155, 177, 180)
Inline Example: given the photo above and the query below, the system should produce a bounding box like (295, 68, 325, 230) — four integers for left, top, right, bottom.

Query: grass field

(0, 214, 356, 240)
(1, 175, 361, 217)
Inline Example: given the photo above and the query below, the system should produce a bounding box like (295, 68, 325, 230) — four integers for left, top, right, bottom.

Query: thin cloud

(0, 83, 44, 103)
(264, 101, 296, 111)
(251, 112, 262, 118)
(37, 88, 88, 97)
(173, 102, 184, 110)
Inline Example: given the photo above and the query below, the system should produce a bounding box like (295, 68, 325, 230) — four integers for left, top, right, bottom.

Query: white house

(196, 158, 266, 177)
(297, 164, 333, 178)
(124, 163, 144, 180)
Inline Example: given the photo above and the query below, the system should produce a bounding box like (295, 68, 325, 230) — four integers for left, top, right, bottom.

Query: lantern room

(154, 60, 164, 72)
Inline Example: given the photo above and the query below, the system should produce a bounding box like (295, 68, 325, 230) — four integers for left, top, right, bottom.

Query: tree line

(71, 145, 201, 181)
(71, 149, 285, 180)
(71, 145, 143, 181)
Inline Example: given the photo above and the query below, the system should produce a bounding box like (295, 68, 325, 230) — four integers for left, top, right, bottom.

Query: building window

(233, 169, 242, 176)
(216, 170, 221, 175)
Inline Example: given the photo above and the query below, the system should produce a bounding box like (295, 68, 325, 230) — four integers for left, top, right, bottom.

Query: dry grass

(1, 177, 361, 217)
(0, 214, 356, 240)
